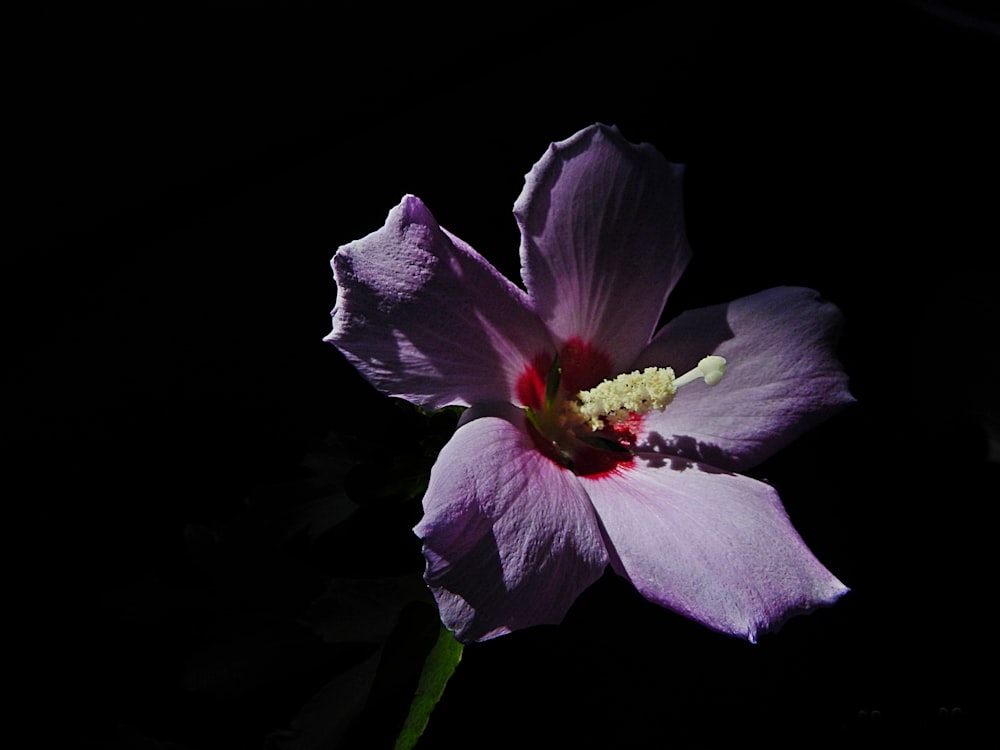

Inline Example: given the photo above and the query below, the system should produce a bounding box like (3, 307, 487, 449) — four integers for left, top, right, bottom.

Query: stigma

(572, 355, 727, 430)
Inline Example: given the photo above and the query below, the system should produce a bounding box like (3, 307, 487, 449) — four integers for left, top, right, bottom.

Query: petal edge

(516, 124, 690, 371)
(636, 286, 854, 471)
(327, 195, 554, 408)
(415, 404, 609, 641)
(583, 456, 848, 642)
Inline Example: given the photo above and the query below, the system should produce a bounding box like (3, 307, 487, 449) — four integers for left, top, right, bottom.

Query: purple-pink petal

(327, 195, 554, 409)
(582, 457, 848, 642)
(414, 403, 609, 642)
(515, 123, 691, 372)
(634, 286, 854, 471)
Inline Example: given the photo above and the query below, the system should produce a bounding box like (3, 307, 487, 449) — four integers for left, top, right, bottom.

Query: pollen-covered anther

(571, 356, 727, 430)
(573, 366, 676, 430)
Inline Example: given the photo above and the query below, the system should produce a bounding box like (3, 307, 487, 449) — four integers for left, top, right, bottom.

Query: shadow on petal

(637, 431, 739, 472)
(422, 528, 509, 642)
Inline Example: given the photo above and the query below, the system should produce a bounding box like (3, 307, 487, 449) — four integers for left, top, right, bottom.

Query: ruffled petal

(515, 124, 690, 372)
(414, 403, 609, 642)
(583, 457, 848, 642)
(327, 195, 555, 409)
(634, 286, 854, 471)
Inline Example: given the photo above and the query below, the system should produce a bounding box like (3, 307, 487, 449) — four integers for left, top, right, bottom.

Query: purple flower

(326, 124, 852, 643)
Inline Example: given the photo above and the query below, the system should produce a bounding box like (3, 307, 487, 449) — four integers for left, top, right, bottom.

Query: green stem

(393, 624, 464, 750)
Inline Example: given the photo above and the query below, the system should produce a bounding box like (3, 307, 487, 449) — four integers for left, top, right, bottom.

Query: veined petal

(634, 286, 854, 471)
(327, 195, 554, 409)
(583, 457, 848, 642)
(515, 124, 690, 372)
(414, 403, 608, 642)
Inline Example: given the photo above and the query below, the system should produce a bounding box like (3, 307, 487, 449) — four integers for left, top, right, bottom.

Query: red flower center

(516, 337, 637, 478)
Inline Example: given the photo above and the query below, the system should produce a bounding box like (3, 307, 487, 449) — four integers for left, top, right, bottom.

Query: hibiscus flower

(326, 124, 852, 643)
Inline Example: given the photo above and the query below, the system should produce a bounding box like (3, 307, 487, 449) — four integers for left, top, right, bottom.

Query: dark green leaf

(266, 647, 384, 750)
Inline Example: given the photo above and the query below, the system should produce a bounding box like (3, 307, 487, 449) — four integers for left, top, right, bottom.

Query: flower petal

(327, 195, 554, 409)
(583, 457, 848, 641)
(634, 286, 854, 471)
(414, 403, 608, 642)
(515, 124, 690, 371)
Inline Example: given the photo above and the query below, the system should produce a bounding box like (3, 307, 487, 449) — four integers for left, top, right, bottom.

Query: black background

(9, 2, 998, 748)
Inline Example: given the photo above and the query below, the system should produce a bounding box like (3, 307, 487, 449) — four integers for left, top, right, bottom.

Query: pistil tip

(698, 355, 727, 386)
